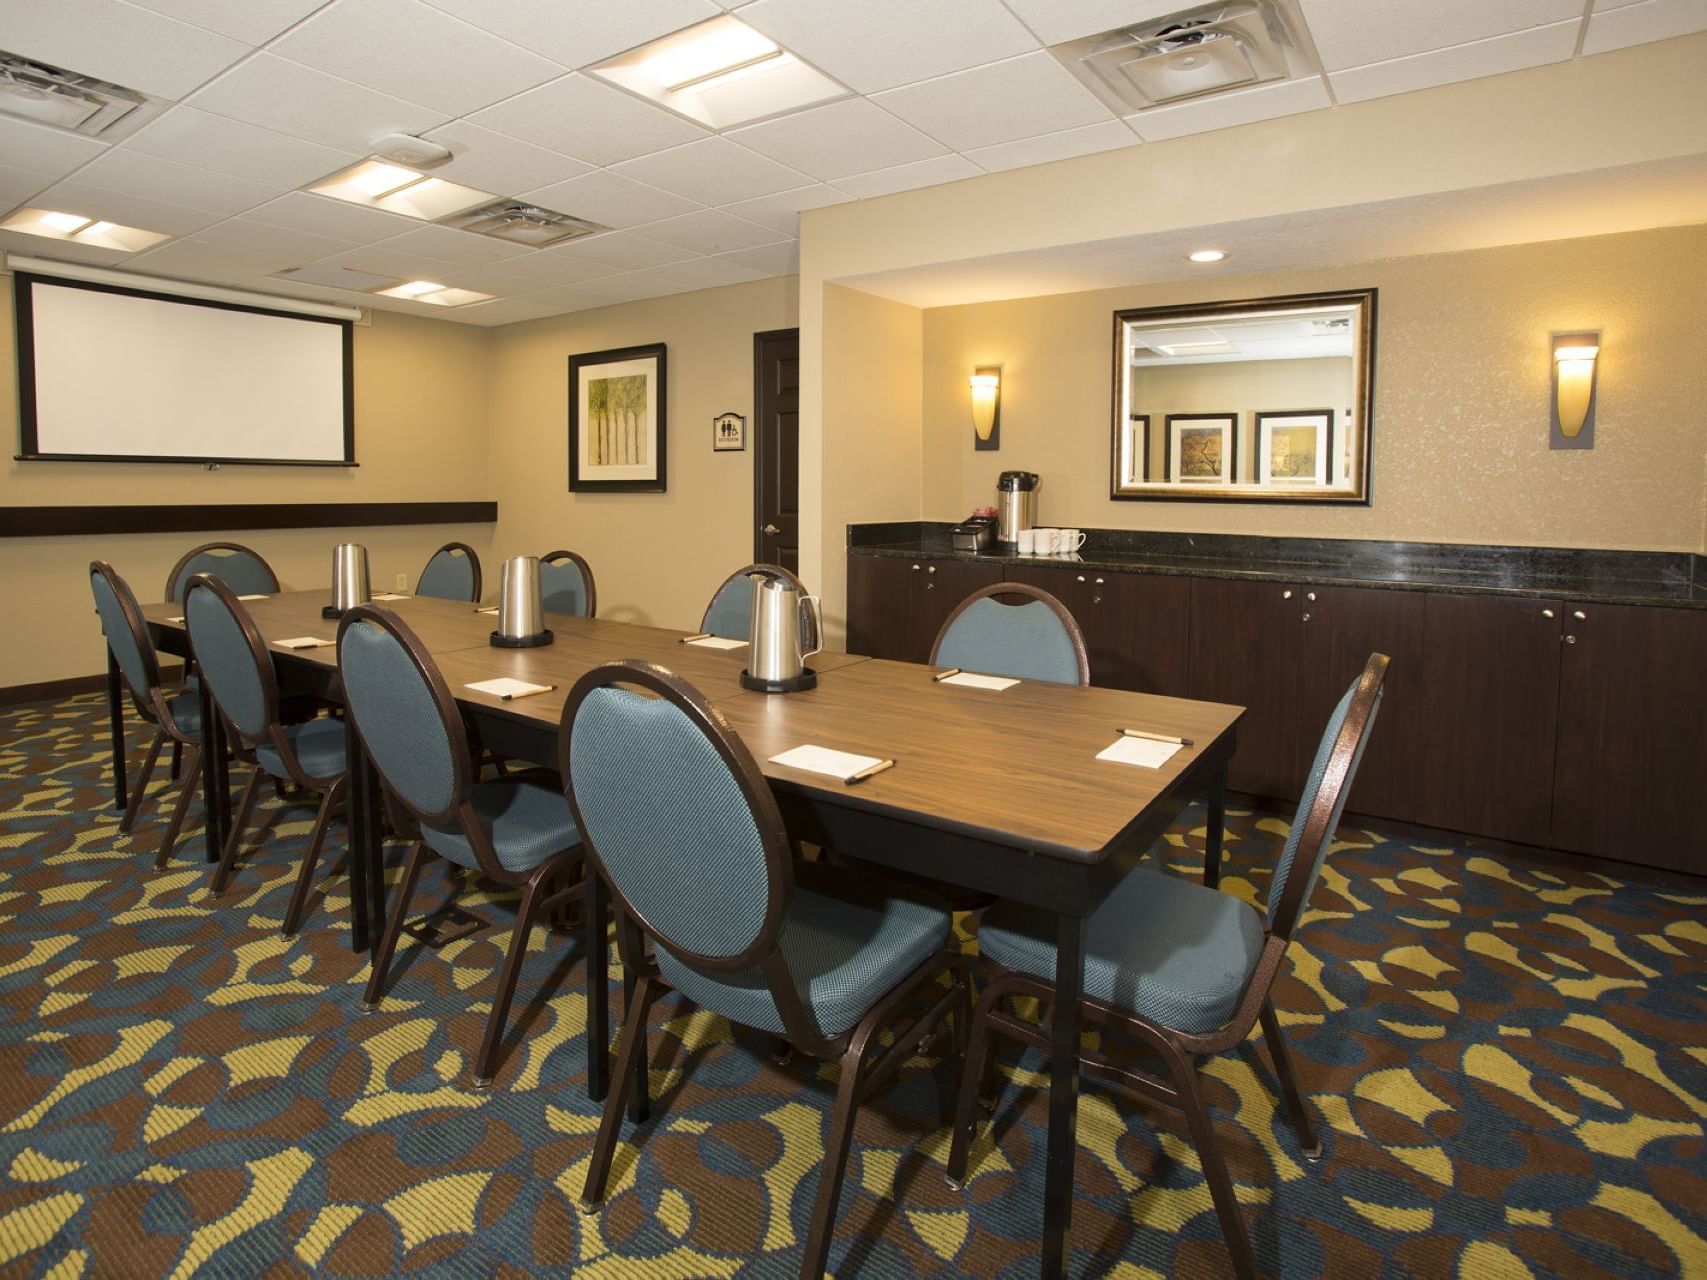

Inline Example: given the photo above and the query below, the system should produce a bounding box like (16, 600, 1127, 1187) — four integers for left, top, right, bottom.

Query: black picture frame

(1164, 412, 1238, 483)
(568, 342, 667, 493)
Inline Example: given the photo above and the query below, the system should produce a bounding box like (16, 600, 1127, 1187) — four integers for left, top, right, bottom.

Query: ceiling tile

(418, 0, 720, 69)
(188, 53, 448, 154)
(122, 107, 360, 187)
(1583, 0, 1707, 53)
(873, 52, 1113, 151)
(546, 231, 697, 271)
(451, 295, 577, 327)
(995, 0, 1189, 45)
(730, 98, 946, 181)
(269, 0, 565, 116)
(271, 262, 398, 291)
(30, 180, 222, 234)
(611, 138, 811, 206)
(321, 244, 462, 280)
(738, 0, 1038, 93)
(1, 0, 250, 100)
(719, 240, 800, 276)
(374, 224, 535, 265)
(121, 0, 332, 45)
(468, 73, 708, 167)
(718, 183, 852, 235)
(0, 117, 108, 182)
(1126, 76, 1331, 143)
(0, 164, 53, 208)
(192, 218, 357, 258)
(68, 149, 275, 216)
(519, 170, 701, 229)
(1298, 0, 1584, 71)
(645, 255, 768, 288)
(832, 153, 983, 198)
(130, 239, 302, 281)
(635, 208, 781, 254)
(963, 118, 1138, 172)
(243, 190, 419, 241)
(572, 272, 686, 303)
(422, 122, 592, 195)
(437, 255, 610, 292)
(1329, 21, 1581, 104)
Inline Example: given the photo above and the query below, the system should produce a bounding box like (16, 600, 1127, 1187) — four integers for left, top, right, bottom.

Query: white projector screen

(16, 273, 353, 465)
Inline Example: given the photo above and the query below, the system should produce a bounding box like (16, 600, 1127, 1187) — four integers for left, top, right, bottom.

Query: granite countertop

(847, 527, 1707, 611)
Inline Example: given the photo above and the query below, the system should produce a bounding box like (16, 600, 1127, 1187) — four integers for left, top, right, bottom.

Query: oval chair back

(90, 561, 167, 722)
(182, 574, 279, 748)
(416, 542, 482, 602)
(1266, 652, 1388, 940)
(699, 562, 808, 641)
(165, 542, 279, 604)
(540, 549, 596, 618)
(930, 582, 1090, 685)
(560, 661, 793, 974)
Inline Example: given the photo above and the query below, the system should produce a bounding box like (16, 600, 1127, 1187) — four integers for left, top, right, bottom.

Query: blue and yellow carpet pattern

(1, 694, 1705, 1277)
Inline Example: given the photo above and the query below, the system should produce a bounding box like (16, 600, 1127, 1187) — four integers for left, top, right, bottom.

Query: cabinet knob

(1282, 590, 1293, 600)
(911, 563, 921, 572)
(1541, 608, 1555, 619)
(1076, 575, 1087, 583)
(1301, 612, 1312, 623)
(1093, 596, 1102, 604)
(1094, 577, 1105, 585)
(1306, 591, 1317, 602)
(1572, 609, 1587, 620)
(927, 565, 936, 574)
(1564, 634, 1577, 645)
(926, 583, 935, 591)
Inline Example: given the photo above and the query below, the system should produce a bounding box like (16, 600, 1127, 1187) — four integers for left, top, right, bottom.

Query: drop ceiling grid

(0, 0, 1697, 323)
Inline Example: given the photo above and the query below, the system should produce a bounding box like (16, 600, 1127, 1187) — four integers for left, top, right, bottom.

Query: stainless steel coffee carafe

(491, 554, 554, 648)
(324, 543, 370, 618)
(996, 471, 1039, 545)
(741, 573, 822, 693)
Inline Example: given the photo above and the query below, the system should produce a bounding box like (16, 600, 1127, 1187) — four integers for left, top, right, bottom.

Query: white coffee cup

(1032, 527, 1059, 555)
(1016, 528, 1036, 554)
(1057, 528, 1086, 554)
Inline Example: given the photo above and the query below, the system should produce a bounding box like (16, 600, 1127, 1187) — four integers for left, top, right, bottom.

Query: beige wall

(485, 277, 797, 632)
(920, 225, 1707, 549)
(1, 284, 495, 687)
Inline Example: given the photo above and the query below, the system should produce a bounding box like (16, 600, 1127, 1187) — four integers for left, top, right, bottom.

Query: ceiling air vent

(437, 201, 610, 248)
(1050, 2, 1295, 113)
(0, 50, 148, 135)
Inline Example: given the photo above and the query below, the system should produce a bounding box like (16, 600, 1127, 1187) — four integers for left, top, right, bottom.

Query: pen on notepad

(1118, 726, 1194, 747)
(501, 684, 557, 701)
(930, 667, 962, 682)
(678, 632, 711, 643)
(844, 758, 895, 785)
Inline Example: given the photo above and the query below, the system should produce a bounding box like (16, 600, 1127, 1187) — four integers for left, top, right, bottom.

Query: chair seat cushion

(422, 774, 579, 875)
(165, 690, 202, 737)
(255, 717, 346, 783)
(658, 884, 950, 1039)
(979, 868, 1266, 1035)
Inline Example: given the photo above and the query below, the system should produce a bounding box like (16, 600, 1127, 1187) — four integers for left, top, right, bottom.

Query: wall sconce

(1550, 331, 1599, 450)
(970, 366, 1001, 451)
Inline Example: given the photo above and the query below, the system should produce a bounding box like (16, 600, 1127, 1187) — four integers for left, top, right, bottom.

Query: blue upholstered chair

(540, 549, 596, 618)
(560, 661, 970, 1278)
(164, 542, 278, 604)
(930, 582, 1090, 685)
(416, 541, 482, 602)
(338, 605, 584, 1088)
(699, 562, 807, 640)
(946, 654, 1390, 1280)
(90, 561, 202, 866)
(183, 575, 347, 935)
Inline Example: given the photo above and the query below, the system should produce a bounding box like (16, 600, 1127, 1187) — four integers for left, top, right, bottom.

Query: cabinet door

(917, 560, 1004, 663)
(1189, 577, 1302, 798)
(846, 556, 917, 661)
(1004, 565, 1191, 694)
(1411, 594, 1562, 845)
(1553, 603, 1707, 872)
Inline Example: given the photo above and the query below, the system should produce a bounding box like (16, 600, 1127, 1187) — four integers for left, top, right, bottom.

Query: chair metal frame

(559, 660, 970, 1279)
(183, 574, 346, 936)
(698, 562, 808, 637)
(417, 541, 483, 602)
(540, 548, 598, 618)
(338, 604, 584, 1087)
(929, 580, 1091, 685)
(163, 541, 279, 604)
(945, 654, 1390, 1280)
(91, 561, 203, 866)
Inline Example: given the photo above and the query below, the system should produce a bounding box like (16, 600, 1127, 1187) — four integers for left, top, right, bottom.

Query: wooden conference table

(136, 589, 1242, 1278)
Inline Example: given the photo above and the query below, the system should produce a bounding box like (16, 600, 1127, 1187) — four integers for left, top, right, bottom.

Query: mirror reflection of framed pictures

(1113, 413, 1151, 490)
(1256, 409, 1333, 485)
(1165, 413, 1236, 484)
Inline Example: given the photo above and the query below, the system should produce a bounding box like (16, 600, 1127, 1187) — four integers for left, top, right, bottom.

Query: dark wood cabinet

(1004, 563, 1191, 696)
(1188, 577, 1302, 798)
(846, 555, 1001, 664)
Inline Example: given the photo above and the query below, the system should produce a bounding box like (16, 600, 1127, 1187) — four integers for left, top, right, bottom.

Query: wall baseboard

(1, 662, 186, 708)
(0, 501, 498, 538)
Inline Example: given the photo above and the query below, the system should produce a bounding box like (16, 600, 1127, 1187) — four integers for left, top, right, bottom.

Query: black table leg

(1204, 767, 1227, 889)
(198, 678, 229, 864)
(344, 717, 383, 957)
(585, 866, 609, 1102)
(1042, 912, 1085, 1279)
(107, 651, 127, 812)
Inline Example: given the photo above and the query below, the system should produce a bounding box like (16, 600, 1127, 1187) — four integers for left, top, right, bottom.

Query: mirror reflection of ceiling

(1128, 311, 1354, 364)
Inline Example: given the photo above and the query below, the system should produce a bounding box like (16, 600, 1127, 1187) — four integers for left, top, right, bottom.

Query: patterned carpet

(1, 693, 1705, 1278)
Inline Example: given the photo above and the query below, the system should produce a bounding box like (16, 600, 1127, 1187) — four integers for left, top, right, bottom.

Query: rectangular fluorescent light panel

(372, 280, 493, 307)
(0, 207, 169, 251)
(590, 14, 846, 128)
(307, 160, 495, 221)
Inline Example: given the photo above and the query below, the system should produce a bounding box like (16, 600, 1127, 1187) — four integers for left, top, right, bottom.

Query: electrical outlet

(395, 573, 407, 591)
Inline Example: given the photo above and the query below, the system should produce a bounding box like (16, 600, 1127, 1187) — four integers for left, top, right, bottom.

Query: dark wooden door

(753, 328, 800, 572)
(1005, 564, 1191, 696)
(1411, 594, 1562, 845)
(1189, 577, 1302, 798)
(845, 555, 1001, 663)
(1552, 603, 1707, 872)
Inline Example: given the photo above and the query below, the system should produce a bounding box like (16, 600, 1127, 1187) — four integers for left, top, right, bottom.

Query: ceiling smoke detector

(1050, 2, 1295, 113)
(437, 200, 610, 248)
(0, 50, 150, 136)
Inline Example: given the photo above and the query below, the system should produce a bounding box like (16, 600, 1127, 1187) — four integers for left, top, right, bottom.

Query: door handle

(762, 523, 780, 535)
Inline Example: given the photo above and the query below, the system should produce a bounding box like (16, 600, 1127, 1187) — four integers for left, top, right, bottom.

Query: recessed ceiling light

(590, 14, 847, 129)
(1188, 249, 1227, 263)
(437, 200, 608, 248)
(0, 207, 169, 251)
(372, 280, 493, 307)
(307, 159, 494, 221)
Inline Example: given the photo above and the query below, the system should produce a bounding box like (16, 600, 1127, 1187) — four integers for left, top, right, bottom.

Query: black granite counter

(847, 523, 1707, 611)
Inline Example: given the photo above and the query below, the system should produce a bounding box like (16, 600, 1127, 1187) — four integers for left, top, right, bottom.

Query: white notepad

(770, 744, 884, 779)
(940, 672, 1018, 691)
(464, 677, 553, 700)
(238, 594, 269, 601)
(687, 636, 746, 650)
(1096, 736, 1182, 769)
(372, 592, 409, 601)
(274, 636, 333, 650)
(475, 606, 500, 615)
(166, 616, 185, 624)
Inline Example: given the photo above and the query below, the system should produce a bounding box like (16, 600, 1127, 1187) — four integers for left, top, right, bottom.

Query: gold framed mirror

(1111, 288, 1376, 504)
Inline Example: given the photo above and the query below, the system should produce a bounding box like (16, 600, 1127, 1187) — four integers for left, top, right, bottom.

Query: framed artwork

(713, 410, 746, 452)
(568, 342, 667, 492)
(1165, 413, 1237, 484)
(1256, 410, 1334, 485)
(1112, 414, 1151, 492)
